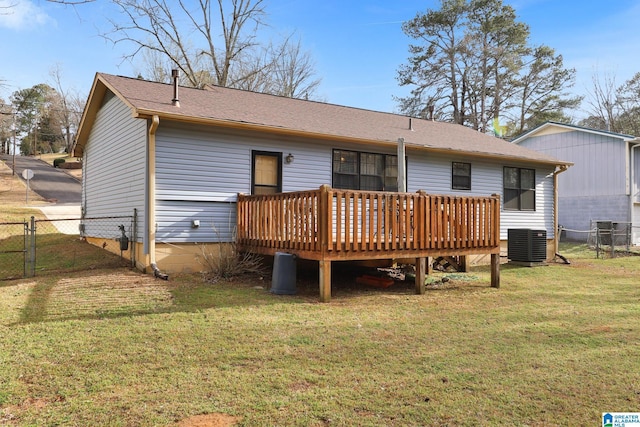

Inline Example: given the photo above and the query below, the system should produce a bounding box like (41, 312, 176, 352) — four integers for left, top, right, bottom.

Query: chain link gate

(1, 213, 136, 281)
(0, 218, 34, 279)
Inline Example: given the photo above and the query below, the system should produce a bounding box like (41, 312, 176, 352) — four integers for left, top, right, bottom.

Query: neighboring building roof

(75, 73, 569, 166)
(512, 121, 638, 144)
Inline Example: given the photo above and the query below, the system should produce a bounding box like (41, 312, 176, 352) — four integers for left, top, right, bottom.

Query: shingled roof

(75, 72, 569, 166)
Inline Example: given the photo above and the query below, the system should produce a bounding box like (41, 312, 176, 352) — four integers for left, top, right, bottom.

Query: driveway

(0, 154, 81, 204)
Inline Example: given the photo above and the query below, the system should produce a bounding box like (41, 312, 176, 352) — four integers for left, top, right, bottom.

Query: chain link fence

(586, 220, 634, 259)
(0, 214, 137, 281)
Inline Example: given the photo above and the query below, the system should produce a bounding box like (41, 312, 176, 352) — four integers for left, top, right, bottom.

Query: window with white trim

(503, 166, 535, 210)
(332, 149, 398, 191)
(452, 162, 471, 190)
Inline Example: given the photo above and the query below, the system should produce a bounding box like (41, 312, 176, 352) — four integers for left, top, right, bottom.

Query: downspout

(630, 141, 640, 243)
(147, 115, 169, 279)
(397, 138, 406, 192)
(553, 164, 570, 263)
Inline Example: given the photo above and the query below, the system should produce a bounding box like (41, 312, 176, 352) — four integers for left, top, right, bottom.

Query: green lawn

(1, 241, 639, 426)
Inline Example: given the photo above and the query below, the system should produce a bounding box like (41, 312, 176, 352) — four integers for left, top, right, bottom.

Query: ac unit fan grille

(507, 229, 547, 263)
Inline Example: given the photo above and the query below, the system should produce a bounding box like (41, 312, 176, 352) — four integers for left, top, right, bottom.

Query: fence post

(133, 208, 138, 268)
(23, 220, 28, 278)
(28, 216, 36, 277)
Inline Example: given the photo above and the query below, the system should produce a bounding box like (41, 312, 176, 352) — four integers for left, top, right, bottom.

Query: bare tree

(46, 0, 94, 3)
(270, 38, 321, 99)
(582, 70, 619, 132)
(105, 0, 321, 98)
(232, 36, 322, 99)
(49, 65, 85, 154)
(136, 49, 173, 84)
(579, 71, 640, 135)
(614, 72, 640, 135)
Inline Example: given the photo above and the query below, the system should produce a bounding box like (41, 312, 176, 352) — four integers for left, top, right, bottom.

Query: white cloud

(0, 0, 53, 30)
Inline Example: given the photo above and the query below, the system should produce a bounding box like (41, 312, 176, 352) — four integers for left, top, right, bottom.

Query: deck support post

(426, 256, 433, 275)
(318, 185, 331, 302)
(319, 260, 331, 302)
(490, 253, 500, 288)
(460, 255, 470, 272)
(415, 257, 426, 294)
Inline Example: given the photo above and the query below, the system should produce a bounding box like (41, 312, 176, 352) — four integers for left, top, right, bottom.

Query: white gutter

(553, 164, 570, 259)
(147, 115, 168, 279)
(630, 141, 640, 243)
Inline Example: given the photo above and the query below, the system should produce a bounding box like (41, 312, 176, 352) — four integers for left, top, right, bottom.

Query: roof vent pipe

(171, 69, 180, 107)
(409, 117, 413, 131)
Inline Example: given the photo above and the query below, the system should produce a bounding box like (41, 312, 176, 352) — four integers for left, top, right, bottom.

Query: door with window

(252, 151, 282, 195)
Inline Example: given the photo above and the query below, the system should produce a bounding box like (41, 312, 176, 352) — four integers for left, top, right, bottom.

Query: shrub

(197, 242, 266, 283)
(53, 158, 66, 168)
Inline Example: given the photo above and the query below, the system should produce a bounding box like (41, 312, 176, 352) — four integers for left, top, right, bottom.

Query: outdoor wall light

(285, 153, 294, 164)
(191, 219, 200, 228)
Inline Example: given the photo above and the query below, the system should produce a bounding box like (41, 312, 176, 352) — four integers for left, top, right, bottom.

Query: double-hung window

(452, 162, 471, 190)
(333, 149, 398, 191)
(503, 166, 535, 210)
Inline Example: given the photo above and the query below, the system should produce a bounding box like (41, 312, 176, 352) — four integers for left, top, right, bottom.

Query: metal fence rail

(0, 213, 137, 281)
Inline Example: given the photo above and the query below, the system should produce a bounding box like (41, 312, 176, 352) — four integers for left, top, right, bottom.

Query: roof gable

(75, 73, 569, 166)
(512, 121, 638, 144)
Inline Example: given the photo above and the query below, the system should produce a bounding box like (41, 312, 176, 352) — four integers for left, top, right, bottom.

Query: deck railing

(236, 185, 500, 261)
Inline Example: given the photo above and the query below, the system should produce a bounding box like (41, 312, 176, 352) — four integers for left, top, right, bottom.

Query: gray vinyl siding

(154, 122, 333, 243)
(82, 92, 147, 240)
(153, 121, 556, 243)
(407, 152, 555, 239)
(518, 130, 627, 197)
(155, 201, 237, 242)
(518, 130, 640, 243)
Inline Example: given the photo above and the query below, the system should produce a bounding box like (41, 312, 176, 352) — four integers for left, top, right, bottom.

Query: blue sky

(1, 0, 640, 119)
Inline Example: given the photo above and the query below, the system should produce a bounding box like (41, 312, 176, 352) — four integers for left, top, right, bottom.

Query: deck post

(415, 257, 426, 294)
(491, 253, 500, 288)
(460, 255, 470, 272)
(426, 256, 433, 275)
(319, 260, 331, 302)
(318, 185, 331, 302)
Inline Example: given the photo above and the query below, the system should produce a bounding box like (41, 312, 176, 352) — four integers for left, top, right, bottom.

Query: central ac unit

(507, 229, 547, 263)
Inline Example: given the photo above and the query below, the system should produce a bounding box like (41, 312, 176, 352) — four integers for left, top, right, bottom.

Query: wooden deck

(237, 185, 501, 302)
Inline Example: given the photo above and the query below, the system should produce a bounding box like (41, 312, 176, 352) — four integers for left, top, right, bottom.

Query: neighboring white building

(74, 73, 571, 275)
(513, 121, 640, 245)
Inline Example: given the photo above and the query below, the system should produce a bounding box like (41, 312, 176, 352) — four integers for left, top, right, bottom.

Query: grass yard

(1, 161, 639, 426)
(0, 239, 639, 426)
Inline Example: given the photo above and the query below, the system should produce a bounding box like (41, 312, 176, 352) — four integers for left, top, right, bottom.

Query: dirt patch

(175, 413, 241, 427)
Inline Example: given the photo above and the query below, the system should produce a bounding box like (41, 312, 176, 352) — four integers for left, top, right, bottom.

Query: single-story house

(74, 72, 571, 301)
(512, 121, 640, 245)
